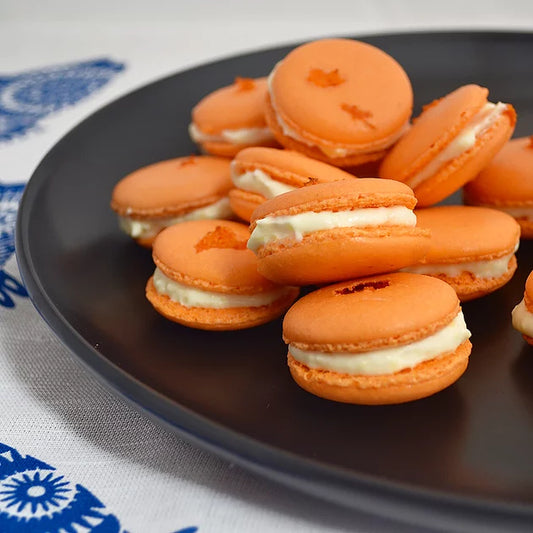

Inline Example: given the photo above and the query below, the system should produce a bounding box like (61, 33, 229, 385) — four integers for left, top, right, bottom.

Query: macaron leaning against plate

(283, 272, 472, 404)
(512, 271, 533, 345)
(404, 206, 520, 301)
(380, 84, 516, 207)
(189, 77, 277, 157)
(464, 136, 533, 238)
(265, 38, 413, 167)
(110, 155, 234, 247)
(229, 147, 356, 222)
(146, 220, 299, 330)
(247, 178, 430, 286)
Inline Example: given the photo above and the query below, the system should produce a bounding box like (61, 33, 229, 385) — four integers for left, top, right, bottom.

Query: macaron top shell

(380, 85, 515, 182)
(415, 205, 521, 262)
(153, 220, 279, 294)
(192, 77, 269, 134)
(232, 147, 356, 187)
(269, 39, 412, 150)
(283, 272, 460, 352)
(111, 156, 232, 216)
(465, 137, 533, 204)
(250, 178, 416, 222)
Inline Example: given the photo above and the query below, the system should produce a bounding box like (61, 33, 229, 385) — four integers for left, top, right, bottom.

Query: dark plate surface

(16, 32, 533, 532)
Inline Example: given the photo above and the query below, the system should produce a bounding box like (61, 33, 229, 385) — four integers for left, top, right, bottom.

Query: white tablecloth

(2, 1, 533, 531)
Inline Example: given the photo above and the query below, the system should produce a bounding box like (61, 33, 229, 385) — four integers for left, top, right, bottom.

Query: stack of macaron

(110, 36, 532, 406)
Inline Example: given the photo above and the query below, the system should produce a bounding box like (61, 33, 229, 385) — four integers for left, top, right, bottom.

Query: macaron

(111, 155, 234, 247)
(189, 77, 277, 157)
(464, 136, 533, 238)
(283, 272, 472, 404)
(404, 206, 520, 301)
(146, 220, 299, 330)
(265, 38, 413, 167)
(247, 178, 430, 285)
(229, 147, 356, 222)
(512, 271, 533, 345)
(380, 84, 516, 207)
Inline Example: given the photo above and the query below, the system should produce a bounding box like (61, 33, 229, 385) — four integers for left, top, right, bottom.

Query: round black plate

(16, 32, 533, 532)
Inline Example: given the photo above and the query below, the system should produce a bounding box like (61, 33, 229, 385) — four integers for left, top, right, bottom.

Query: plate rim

(14, 29, 533, 531)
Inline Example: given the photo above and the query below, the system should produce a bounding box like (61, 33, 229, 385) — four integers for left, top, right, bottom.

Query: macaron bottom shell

(200, 138, 279, 158)
(255, 226, 430, 285)
(287, 340, 471, 405)
(517, 218, 533, 239)
(146, 277, 299, 331)
(228, 188, 264, 222)
(422, 256, 518, 302)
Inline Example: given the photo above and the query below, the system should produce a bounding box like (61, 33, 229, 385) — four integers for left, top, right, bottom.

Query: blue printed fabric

(0, 442, 123, 532)
(0, 183, 27, 308)
(0, 58, 125, 142)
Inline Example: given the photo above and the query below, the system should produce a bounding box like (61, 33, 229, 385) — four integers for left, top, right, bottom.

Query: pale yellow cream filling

(289, 311, 470, 375)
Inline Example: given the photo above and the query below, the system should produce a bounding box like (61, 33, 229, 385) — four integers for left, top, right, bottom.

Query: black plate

(16, 32, 533, 532)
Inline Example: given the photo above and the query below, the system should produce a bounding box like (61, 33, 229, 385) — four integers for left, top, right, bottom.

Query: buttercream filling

(403, 243, 518, 279)
(289, 311, 470, 375)
(512, 299, 533, 337)
(231, 166, 296, 199)
(119, 197, 232, 239)
(188, 123, 274, 146)
(152, 267, 291, 308)
(267, 64, 408, 158)
(408, 102, 509, 189)
(247, 206, 416, 252)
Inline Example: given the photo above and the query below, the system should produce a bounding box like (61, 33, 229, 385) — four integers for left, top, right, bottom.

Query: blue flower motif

(0, 58, 125, 142)
(0, 442, 199, 532)
(0, 183, 28, 308)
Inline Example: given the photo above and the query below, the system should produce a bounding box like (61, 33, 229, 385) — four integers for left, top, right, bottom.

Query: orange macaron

(464, 136, 533, 238)
(512, 271, 533, 345)
(111, 155, 234, 247)
(146, 220, 299, 330)
(404, 206, 520, 301)
(380, 84, 516, 207)
(283, 272, 472, 404)
(229, 147, 356, 222)
(247, 178, 430, 285)
(265, 38, 413, 167)
(189, 77, 277, 157)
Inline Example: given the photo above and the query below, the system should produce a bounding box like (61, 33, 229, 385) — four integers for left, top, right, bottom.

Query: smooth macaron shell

(229, 147, 356, 221)
(283, 272, 470, 404)
(464, 136, 533, 238)
(265, 38, 413, 167)
(146, 220, 298, 330)
(111, 156, 233, 245)
(249, 179, 430, 285)
(524, 272, 533, 344)
(409, 205, 520, 301)
(380, 85, 516, 207)
(190, 77, 277, 157)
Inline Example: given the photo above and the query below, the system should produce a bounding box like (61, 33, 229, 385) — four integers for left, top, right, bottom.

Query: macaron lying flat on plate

(247, 178, 430, 285)
(189, 77, 277, 157)
(512, 271, 533, 345)
(464, 136, 533, 238)
(283, 272, 472, 404)
(111, 156, 233, 247)
(229, 147, 356, 222)
(146, 220, 299, 330)
(380, 85, 516, 207)
(265, 38, 413, 167)
(404, 206, 520, 301)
